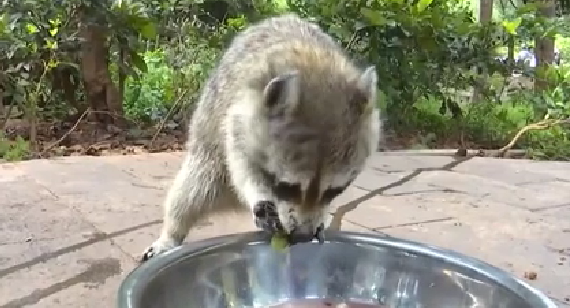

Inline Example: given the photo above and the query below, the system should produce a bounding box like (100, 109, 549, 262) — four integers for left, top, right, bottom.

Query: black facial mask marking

(258, 166, 302, 203)
(274, 181, 302, 203)
(321, 183, 351, 204)
(259, 164, 353, 206)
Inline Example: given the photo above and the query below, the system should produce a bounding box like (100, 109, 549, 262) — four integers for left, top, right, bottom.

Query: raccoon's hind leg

(142, 151, 240, 262)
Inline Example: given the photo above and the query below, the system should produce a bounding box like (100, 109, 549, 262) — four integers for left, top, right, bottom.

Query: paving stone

(0, 194, 98, 270)
(2, 153, 569, 307)
(382, 214, 570, 303)
(414, 170, 570, 210)
(366, 154, 453, 172)
(113, 210, 372, 260)
(380, 176, 448, 196)
(341, 195, 453, 230)
(371, 192, 570, 302)
(453, 157, 558, 185)
(370, 153, 456, 170)
(0, 240, 135, 308)
(538, 204, 570, 220)
(17, 156, 149, 196)
(517, 181, 570, 208)
(104, 152, 183, 187)
(339, 220, 375, 233)
(408, 155, 457, 169)
(346, 190, 570, 262)
(329, 186, 369, 212)
(17, 157, 165, 234)
(352, 169, 411, 191)
(364, 155, 418, 172)
(0, 174, 104, 271)
(523, 160, 570, 182)
(113, 212, 257, 259)
(0, 174, 57, 208)
(0, 162, 27, 182)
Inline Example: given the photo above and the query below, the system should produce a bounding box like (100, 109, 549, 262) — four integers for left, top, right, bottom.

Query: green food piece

(271, 233, 290, 252)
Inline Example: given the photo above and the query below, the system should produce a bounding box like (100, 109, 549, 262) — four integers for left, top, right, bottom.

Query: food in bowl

(271, 232, 290, 251)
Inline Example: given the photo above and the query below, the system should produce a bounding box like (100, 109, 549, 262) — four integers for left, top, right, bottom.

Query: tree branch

(496, 118, 570, 157)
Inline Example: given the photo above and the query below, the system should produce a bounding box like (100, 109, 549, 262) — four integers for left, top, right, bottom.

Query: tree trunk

(78, 21, 125, 126)
(480, 0, 494, 22)
(471, 0, 494, 103)
(534, 0, 556, 90)
(507, 35, 515, 74)
(52, 66, 88, 120)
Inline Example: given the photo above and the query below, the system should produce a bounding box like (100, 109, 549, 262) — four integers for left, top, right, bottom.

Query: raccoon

(142, 13, 381, 261)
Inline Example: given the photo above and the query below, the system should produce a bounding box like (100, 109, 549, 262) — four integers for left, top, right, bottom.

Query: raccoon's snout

(288, 223, 325, 245)
(253, 201, 324, 244)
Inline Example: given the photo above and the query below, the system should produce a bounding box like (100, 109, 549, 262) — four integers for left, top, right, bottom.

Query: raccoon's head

(228, 65, 380, 239)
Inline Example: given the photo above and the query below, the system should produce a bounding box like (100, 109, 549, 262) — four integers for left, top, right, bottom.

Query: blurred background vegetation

(1, 0, 569, 161)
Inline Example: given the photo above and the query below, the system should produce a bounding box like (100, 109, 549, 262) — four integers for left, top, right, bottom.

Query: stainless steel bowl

(118, 231, 557, 308)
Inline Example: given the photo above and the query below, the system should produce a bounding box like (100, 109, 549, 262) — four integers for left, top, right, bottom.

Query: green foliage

(1, 0, 569, 160)
(287, 0, 508, 123)
(120, 50, 175, 123)
(285, 0, 570, 160)
(397, 94, 570, 159)
(0, 0, 154, 101)
(118, 13, 244, 124)
(526, 126, 570, 160)
(0, 133, 30, 161)
(395, 96, 530, 147)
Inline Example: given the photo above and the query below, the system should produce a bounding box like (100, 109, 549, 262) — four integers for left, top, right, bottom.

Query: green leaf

(0, 14, 7, 34)
(130, 51, 148, 73)
(139, 22, 156, 39)
(516, 3, 538, 14)
(45, 40, 58, 50)
(502, 17, 522, 35)
(26, 23, 38, 34)
(361, 8, 387, 26)
(416, 0, 434, 13)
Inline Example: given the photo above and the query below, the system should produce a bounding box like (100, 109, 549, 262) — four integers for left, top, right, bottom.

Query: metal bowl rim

(118, 230, 557, 308)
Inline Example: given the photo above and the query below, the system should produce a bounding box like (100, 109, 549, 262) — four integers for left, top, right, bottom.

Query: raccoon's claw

(141, 247, 156, 262)
(253, 201, 284, 233)
(141, 238, 178, 263)
(315, 223, 325, 244)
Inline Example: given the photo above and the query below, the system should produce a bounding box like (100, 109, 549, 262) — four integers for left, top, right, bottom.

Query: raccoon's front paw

(141, 238, 178, 262)
(253, 201, 284, 233)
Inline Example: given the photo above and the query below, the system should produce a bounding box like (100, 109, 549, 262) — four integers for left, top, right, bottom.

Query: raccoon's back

(198, 14, 356, 112)
(220, 14, 340, 67)
(191, 16, 338, 124)
(188, 14, 357, 151)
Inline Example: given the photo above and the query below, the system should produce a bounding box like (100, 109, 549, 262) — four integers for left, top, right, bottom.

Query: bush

(0, 133, 30, 161)
(1, 0, 569, 161)
(388, 85, 570, 160)
(122, 50, 176, 123)
(117, 22, 225, 126)
(389, 96, 531, 148)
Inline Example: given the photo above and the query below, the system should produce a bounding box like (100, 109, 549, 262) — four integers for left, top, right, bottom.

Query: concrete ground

(0, 152, 569, 307)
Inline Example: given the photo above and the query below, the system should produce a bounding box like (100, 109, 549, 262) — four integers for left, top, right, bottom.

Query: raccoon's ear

(263, 71, 300, 111)
(358, 66, 378, 101)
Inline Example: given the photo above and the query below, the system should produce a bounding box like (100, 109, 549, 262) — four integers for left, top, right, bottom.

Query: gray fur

(142, 13, 381, 260)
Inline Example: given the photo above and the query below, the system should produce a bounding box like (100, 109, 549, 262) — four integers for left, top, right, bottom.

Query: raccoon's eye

(273, 181, 302, 202)
(259, 167, 277, 184)
(321, 185, 349, 204)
